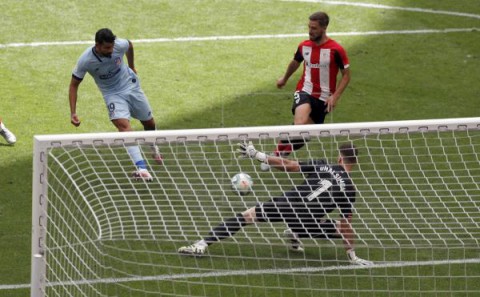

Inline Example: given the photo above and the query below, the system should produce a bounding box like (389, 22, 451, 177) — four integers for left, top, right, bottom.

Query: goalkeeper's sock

(127, 146, 147, 169)
(204, 214, 247, 244)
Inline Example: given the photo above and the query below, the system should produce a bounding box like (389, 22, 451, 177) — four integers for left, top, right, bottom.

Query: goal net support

(31, 118, 480, 296)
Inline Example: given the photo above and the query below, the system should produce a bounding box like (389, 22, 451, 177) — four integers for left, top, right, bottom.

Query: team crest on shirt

(114, 57, 122, 65)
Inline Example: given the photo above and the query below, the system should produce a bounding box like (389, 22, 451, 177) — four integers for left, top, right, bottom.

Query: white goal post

(31, 118, 480, 297)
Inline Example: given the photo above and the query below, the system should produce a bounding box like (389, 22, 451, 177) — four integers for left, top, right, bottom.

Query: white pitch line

(3, 258, 480, 290)
(283, 0, 480, 20)
(2, 1, 479, 291)
(0, 28, 478, 49)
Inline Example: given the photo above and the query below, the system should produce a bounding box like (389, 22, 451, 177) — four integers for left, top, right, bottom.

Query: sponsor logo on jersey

(305, 61, 329, 68)
(99, 68, 121, 80)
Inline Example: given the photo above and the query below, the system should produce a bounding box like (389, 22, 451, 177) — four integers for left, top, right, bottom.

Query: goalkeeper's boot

(284, 228, 304, 252)
(178, 243, 207, 256)
(132, 169, 154, 182)
(0, 122, 16, 144)
(347, 249, 374, 266)
(151, 145, 163, 165)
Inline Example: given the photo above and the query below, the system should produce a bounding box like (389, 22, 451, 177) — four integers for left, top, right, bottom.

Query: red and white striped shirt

(294, 39, 349, 101)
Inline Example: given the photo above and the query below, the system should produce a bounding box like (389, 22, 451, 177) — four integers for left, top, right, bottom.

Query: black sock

(279, 138, 308, 155)
(290, 139, 307, 151)
(204, 214, 247, 244)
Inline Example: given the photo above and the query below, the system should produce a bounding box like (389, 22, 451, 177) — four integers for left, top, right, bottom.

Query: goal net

(31, 118, 480, 296)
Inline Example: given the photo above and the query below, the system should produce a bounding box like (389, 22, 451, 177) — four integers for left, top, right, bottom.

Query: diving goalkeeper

(178, 141, 372, 266)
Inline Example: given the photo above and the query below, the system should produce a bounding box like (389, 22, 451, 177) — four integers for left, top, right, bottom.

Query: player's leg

(178, 197, 289, 256)
(282, 219, 334, 253)
(283, 228, 304, 252)
(140, 118, 156, 131)
(107, 95, 152, 181)
(308, 219, 342, 240)
(311, 219, 373, 266)
(130, 89, 163, 165)
(280, 93, 328, 155)
(255, 197, 307, 252)
(178, 208, 255, 255)
(277, 92, 314, 155)
(112, 118, 133, 132)
(140, 118, 163, 165)
(0, 118, 16, 144)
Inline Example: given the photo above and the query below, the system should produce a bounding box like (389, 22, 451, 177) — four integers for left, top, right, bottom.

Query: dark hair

(309, 11, 330, 27)
(95, 28, 116, 44)
(339, 142, 358, 165)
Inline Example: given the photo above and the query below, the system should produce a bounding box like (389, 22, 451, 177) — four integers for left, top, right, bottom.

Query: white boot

(0, 122, 16, 144)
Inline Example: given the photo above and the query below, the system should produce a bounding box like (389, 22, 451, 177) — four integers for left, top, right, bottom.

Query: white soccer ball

(231, 172, 253, 196)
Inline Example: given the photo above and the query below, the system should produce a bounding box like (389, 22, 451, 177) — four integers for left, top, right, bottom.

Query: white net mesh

(32, 119, 480, 296)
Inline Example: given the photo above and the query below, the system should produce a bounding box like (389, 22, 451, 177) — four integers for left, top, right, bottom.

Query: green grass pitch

(1, 0, 479, 296)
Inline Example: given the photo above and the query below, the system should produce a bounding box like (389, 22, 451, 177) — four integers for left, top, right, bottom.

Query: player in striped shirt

(264, 12, 351, 170)
(69, 28, 162, 181)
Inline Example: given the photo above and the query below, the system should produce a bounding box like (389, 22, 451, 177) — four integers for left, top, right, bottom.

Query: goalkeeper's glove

(347, 249, 373, 266)
(237, 141, 267, 162)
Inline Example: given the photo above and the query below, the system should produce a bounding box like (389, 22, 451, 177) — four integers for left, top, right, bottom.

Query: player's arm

(237, 141, 300, 172)
(69, 76, 82, 127)
(277, 59, 301, 89)
(277, 47, 303, 89)
(126, 40, 136, 73)
(264, 155, 301, 172)
(325, 67, 350, 113)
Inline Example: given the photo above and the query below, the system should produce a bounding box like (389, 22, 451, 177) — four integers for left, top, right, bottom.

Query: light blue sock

(127, 146, 147, 169)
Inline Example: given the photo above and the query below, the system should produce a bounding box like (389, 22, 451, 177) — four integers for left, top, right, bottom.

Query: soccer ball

(231, 173, 253, 196)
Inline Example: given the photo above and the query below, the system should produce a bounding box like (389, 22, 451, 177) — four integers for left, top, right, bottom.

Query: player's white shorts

(104, 87, 153, 121)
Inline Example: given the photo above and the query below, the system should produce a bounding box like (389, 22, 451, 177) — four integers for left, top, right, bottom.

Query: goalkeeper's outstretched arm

(238, 141, 300, 172)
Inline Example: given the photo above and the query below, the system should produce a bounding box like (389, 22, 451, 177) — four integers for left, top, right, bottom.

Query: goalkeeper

(178, 142, 372, 266)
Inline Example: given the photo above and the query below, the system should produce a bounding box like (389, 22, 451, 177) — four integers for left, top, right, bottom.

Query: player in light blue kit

(69, 28, 162, 181)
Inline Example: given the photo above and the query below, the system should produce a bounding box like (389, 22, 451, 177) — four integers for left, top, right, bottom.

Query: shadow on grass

(3, 2, 480, 292)
(0, 156, 32, 284)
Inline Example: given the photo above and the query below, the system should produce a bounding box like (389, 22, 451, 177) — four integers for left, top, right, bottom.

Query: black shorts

(291, 91, 328, 124)
(255, 196, 340, 239)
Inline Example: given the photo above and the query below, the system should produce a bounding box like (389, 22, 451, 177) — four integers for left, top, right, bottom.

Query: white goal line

(0, 28, 478, 49)
(4, 258, 479, 291)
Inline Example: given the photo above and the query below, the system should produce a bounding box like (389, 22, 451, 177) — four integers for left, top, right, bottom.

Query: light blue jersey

(72, 38, 139, 96)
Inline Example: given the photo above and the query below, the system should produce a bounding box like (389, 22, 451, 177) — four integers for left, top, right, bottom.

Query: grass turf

(0, 0, 479, 295)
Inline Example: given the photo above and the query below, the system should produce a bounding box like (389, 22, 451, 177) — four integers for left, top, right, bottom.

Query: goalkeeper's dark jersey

(282, 159, 356, 219)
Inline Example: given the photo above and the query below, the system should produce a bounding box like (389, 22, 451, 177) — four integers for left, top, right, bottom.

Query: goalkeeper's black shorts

(255, 196, 340, 239)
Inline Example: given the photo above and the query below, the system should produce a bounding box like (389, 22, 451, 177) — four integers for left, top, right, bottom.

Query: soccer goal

(31, 118, 480, 297)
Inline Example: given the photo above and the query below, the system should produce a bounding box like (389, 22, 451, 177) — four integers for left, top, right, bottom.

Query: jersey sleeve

(115, 38, 130, 55)
(298, 159, 326, 173)
(334, 45, 350, 70)
(294, 45, 304, 63)
(72, 56, 88, 81)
